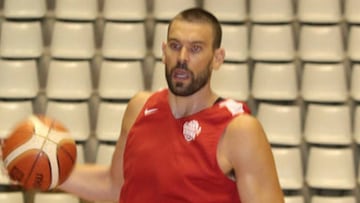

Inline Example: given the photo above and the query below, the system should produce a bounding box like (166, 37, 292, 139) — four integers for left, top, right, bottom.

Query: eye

(190, 45, 202, 53)
(168, 42, 181, 51)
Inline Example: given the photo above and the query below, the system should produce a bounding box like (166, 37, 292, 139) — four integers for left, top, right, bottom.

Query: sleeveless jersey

(120, 89, 250, 203)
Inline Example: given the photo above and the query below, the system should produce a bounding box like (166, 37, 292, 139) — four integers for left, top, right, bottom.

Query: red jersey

(120, 89, 250, 203)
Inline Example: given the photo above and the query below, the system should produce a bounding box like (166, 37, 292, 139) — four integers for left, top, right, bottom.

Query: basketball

(1, 115, 77, 191)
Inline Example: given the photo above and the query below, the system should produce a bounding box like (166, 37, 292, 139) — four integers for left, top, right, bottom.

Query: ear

(161, 42, 167, 63)
(212, 48, 225, 71)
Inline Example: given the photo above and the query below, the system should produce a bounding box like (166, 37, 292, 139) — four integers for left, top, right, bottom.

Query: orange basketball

(1, 115, 77, 191)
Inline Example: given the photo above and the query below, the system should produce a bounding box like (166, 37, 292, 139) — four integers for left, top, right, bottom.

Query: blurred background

(0, 0, 359, 203)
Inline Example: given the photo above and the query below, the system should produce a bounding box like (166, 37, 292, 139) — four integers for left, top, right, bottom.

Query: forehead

(168, 20, 214, 44)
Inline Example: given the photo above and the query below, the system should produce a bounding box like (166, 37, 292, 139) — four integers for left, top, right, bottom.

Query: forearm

(58, 164, 120, 202)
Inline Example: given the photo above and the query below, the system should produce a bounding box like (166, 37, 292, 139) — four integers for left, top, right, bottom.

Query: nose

(179, 46, 189, 63)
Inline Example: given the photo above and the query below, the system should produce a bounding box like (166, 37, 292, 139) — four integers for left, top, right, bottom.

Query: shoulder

(128, 91, 153, 108)
(122, 91, 153, 131)
(222, 114, 270, 160)
(227, 114, 263, 135)
(126, 89, 167, 113)
(227, 114, 268, 148)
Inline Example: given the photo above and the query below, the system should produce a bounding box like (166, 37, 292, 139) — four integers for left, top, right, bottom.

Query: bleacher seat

(257, 102, 302, 146)
(272, 147, 304, 190)
(54, 0, 98, 21)
(153, 0, 197, 21)
(0, 21, 43, 58)
(0, 100, 33, 139)
(51, 21, 95, 59)
(102, 22, 146, 59)
(297, 0, 342, 23)
(96, 143, 116, 166)
(252, 62, 298, 101)
(353, 105, 360, 144)
(98, 60, 144, 100)
(211, 63, 249, 101)
(222, 24, 248, 62)
(0, 59, 39, 99)
(249, 0, 294, 23)
(76, 144, 85, 164)
(306, 146, 356, 190)
(299, 25, 344, 62)
(46, 60, 92, 100)
(310, 195, 356, 203)
(203, 0, 246, 23)
(152, 22, 168, 60)
(348, 25, 360, 61)
(3, 0, 46, 19)
(95, 101, 127, 142)
(103, 0, 147, 21)
(344, 0, 360, 24)
(34, 192, 80, 203)
(351, 64, 360, 101)
(357, 153, 360, 184)
(250, 24, 295, 61)
(151, 61, 167, 92)
(0, 191, 24, 203)
(301, 63, 348, 102)
(304, 103, 352, 145)
(285, 195, 305, 203)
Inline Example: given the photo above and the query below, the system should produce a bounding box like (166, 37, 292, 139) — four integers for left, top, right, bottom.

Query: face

(162, 20, 224, 96)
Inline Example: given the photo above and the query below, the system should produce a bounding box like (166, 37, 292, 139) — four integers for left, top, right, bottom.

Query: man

(31, 8, 285, 202)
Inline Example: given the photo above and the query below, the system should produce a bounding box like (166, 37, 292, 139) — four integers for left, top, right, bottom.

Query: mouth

(172, 68, 191, 81)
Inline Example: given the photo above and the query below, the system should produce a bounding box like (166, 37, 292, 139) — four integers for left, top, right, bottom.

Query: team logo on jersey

(183, 120, 202, 141)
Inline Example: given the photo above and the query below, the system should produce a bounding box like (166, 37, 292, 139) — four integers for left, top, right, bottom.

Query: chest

(123, 112, 232, 181)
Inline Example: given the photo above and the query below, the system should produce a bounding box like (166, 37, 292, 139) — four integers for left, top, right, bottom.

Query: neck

(168, 87, 218, 119)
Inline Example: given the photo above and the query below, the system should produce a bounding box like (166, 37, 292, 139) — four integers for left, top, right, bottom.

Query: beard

(165, 61, 212, 96)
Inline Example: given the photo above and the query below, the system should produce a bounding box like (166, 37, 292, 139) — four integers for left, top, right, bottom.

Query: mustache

(174, 61, 188, 70)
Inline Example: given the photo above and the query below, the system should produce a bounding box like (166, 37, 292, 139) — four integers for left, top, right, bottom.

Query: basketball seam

(24, 116, 55, 190)
(25, 151, 46, 189)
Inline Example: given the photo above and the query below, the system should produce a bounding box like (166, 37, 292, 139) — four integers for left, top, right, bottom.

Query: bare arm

(222, 115, 284, 203)
(59, 92, 151, 201)
(58, 164, 116, 201)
